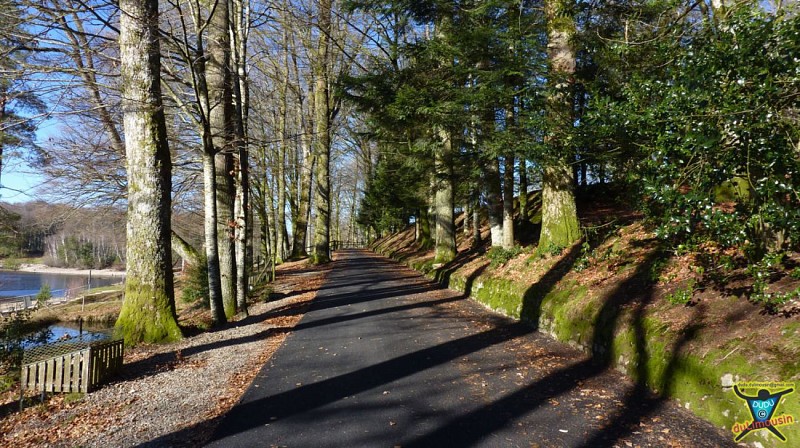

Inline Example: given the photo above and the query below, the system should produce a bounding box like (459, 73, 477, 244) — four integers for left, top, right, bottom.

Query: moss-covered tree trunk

(171, 230, 200, 268)
(539, 0, 580, 250)
(311, 0, 332, 264)
(417, 206, 433, 249)
(434, 129, 456, 264)
(115, 0, 181, 345)
(540, 162, 579, 248)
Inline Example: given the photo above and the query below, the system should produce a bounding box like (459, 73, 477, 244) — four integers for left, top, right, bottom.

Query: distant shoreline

(13, 264, 126, 278)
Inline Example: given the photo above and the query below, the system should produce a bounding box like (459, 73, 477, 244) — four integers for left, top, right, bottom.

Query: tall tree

(231, 0, 251, 315)
(275, 23, 290, 262)
(207, 0, 238, 317)
(539, 0, 580, 250)
(311, 0, 333, 263)
(115, 0, 182, 344)
(433, 127, 456, 263)
(290, 82, 314, 259)
(502, 154, 515, 248)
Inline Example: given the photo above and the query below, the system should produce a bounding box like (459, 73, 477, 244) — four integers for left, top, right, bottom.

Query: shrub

(487, 246, 523, 268)
(666, 280, 696, 306)
(0, 311, 52, 391)
(180, 258, 209, 306)
(35, 284, 52, 306)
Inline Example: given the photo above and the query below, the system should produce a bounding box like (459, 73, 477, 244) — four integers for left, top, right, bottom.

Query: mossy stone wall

(375, 243, 800, 447)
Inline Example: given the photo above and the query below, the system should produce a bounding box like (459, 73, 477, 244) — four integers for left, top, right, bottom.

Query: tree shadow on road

(401, 248, 730, 447)
(140, 242, 731, 447)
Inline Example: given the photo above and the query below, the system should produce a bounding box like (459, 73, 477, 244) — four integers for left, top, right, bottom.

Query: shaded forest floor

(0, 258, 330, 447)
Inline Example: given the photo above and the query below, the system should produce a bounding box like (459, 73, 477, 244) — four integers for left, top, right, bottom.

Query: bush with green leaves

(487, 246, 524, 267)
(594, 6, 800, 264)
(666, 280, 696, 306)
(35, 284, 51, 306)
(1, 311, 52, 391)
(180, 258, 209, 306)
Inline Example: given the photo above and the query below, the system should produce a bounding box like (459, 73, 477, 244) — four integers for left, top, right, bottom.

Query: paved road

(207, 250, 735, 447)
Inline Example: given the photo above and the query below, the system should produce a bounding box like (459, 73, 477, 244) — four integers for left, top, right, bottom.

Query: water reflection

(21, 321, 111, 350)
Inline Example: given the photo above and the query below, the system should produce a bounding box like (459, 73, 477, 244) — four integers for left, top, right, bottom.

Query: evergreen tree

(0, 0, 45, 189)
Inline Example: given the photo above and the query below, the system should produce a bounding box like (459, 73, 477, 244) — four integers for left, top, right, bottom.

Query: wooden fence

(0, 280, 124, 316)
(21, 339, 124, 394)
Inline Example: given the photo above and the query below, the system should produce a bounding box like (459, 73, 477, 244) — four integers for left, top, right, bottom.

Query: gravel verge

(0, 260, 330, 448)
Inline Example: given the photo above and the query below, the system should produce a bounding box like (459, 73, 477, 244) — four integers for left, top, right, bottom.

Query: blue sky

(1, 120, 56, 204)
(1, 162, 46, 203)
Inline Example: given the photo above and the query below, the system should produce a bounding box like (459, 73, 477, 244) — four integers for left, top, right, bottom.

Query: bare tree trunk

(290, 100, 314, 258)
(502, 155, 515, 249)
(276, 119, 288, 262)
(231, 0, 251, 316)
(115, 0, 181, 344)
(216, 152, 237, 317)
(333, 182, 342, 244)
(233, 154, 248, 315)
(519, 158, 529, 221)
(276, 29, 290, 262)
(472, 194, 482, 246)
(193, 23, 226, 326)
(207, 0, 237, 317)
(485, 155, 503, 247)
(349, 173, 358, 242)
(311, 0, 332, 264)
(203, 150, 226, 324)
(463, 202, 471, 237)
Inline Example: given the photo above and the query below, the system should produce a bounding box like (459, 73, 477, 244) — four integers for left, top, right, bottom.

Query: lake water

(21, 321, 113, 350)
(48, 321, 112, 343)
(0, 270, 122, 298)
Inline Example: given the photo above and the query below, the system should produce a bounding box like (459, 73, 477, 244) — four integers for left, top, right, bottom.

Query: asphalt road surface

(206, 249, 736, 448)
